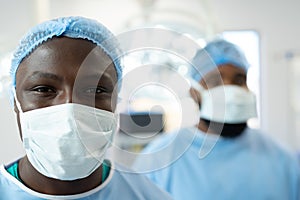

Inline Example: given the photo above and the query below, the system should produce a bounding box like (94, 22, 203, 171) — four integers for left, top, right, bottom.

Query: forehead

(204, 64, 246, 79)
(16, 37, 117, 84)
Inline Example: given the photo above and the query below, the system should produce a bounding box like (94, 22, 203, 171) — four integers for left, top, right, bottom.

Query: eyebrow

(85, 72, 112, 79)
(31, 71, 63, 82)
(82, 73, 116, 85)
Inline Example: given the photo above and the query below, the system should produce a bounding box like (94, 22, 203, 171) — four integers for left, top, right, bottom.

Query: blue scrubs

(0, 160, 173, 200)
(134, 127, 300, 200)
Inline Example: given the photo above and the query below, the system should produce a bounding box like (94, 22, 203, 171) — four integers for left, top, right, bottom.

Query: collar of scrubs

(5, 161, 22, 182)
(5, 159, 110, 185)
(1, 159, 115, 199)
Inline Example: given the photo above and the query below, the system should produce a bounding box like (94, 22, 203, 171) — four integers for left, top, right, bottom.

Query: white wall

(0, 96, 25, 164)
(0, 0, 40, 53)
(0, 0, 36, 164)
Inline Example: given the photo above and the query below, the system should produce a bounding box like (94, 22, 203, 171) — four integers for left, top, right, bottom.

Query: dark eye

(32, 86, 56, 93)
(85, 87, 108, 94)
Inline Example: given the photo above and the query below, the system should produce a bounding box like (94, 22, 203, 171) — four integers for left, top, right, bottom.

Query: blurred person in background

(134, 38, 300, 200)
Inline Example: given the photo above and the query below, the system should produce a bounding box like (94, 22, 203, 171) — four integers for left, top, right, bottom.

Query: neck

(18, 156, 103, 195)
(197, 118, 247, 138)
(197, 118, 216, 134)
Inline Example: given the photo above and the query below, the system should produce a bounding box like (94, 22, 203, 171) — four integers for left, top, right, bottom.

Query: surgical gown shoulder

(134, 127, 300, 200)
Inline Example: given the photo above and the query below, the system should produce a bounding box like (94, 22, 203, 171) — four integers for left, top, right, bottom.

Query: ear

(13, 99, 19, 113)
(189, 87, 201, 108)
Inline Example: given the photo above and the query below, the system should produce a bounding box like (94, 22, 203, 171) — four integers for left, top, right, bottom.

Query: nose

(55, 88, 74, 105)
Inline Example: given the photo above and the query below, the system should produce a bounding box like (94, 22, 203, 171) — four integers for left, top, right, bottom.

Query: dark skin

(14, 37, 118, 195)
(190, 64, 248, 135)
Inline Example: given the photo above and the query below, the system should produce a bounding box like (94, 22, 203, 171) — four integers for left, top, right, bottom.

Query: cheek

(106, 94, 118, 112)
(110, 95, 118, 112)
(19, 95, 50, 112)
(94, 99, 115, 112)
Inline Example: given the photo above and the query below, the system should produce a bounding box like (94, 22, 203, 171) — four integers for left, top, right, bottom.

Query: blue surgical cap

(10, 16, 122, 89)
(191, 39, 249, 81)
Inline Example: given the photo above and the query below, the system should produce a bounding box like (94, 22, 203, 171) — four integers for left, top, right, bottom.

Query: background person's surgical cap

(10, 16, 122, 90)
(190, 38, 249, 81)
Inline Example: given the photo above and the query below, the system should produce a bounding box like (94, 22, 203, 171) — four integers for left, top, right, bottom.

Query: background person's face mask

(200, 85, 257, 124)
(16, 101, 117, 181)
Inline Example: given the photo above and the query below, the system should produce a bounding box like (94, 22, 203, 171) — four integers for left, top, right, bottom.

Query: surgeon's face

(197, 63, 249, 137)
(15, 37, 118, 113)
(190, 63, 248, 108)
(200, 63, 248, 90)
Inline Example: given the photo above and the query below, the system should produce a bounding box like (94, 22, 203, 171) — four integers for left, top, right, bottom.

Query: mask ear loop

(13, 87, 30, 149)
(13, 87, 23, 113)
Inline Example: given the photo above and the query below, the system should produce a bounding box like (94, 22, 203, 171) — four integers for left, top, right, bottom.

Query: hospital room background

(0, 0, 299, 165)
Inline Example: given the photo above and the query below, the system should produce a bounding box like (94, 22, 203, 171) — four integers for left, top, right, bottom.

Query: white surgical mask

(16, 101, 117, 180)
(200, 85, 257, 124)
